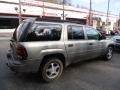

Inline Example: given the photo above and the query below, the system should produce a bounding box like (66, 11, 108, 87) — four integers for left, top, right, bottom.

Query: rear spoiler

(23, 18, 36, 23)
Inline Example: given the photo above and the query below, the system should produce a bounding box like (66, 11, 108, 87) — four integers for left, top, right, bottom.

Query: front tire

(39, 58, 63, 82)
(103, 47, 113, 61)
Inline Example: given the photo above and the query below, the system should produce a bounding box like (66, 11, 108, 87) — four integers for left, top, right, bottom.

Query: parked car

(6, 18, 114, 82)
(111, 35, 120, 50)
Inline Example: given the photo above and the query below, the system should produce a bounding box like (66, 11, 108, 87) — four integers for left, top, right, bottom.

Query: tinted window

(68, 25, 84, 40)
(26, 23, 62, 41)
(85, 27, 100, 40)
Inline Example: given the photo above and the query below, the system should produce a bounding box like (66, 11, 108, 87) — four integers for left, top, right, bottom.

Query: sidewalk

(0, 32, 13, 37)
(0, 29, 14, 40)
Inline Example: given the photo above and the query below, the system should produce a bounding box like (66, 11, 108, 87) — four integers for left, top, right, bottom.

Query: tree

(64, 0, 72, 6)
(36, 0, 72, 5)
(76, 4, 80, 8)
(44, 0, 59, 4)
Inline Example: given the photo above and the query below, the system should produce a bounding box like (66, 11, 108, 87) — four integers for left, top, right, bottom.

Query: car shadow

(67, 58, 103, 69)
(14, 59, 99, 84)
(114, 50, 120, 53)
(15, 72, 45, 84)
(14, 57, 111, 84)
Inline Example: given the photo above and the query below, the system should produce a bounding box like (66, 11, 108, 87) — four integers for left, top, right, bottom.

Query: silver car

(6, 18, 114, 82)
(111, 35, 120, 50)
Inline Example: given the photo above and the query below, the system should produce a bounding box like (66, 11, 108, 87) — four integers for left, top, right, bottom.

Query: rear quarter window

(26, 23, 62, 41)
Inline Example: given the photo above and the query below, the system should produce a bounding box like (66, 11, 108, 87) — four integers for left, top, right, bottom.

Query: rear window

(26, 23, 62, 41)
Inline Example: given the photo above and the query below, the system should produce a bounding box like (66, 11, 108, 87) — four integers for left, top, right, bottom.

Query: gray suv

(6, 18, 114, 82)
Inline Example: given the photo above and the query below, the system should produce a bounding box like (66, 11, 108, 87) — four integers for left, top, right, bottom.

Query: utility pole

(118, 12, 120, 29)
(63, 0, 65, 21)
(42, 0, 45, 18)
(106, 0, 110, 30)
(89, 0, 92, 26)
(119, 12, 120, 20)
(19, 0, 22, 24)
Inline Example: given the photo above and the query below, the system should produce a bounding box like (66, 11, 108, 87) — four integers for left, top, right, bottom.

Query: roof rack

(35, 17, 83, 24)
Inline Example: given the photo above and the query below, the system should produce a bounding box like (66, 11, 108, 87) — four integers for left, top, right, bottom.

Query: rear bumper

(6, 51, 41, 73)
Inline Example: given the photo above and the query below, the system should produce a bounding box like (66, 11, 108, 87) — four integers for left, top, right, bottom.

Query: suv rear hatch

(9, 19, 35, 60)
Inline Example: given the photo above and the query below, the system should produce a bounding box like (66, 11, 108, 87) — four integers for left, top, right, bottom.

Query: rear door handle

(68, 44, 73, 47)
(89, 43, 93, 45)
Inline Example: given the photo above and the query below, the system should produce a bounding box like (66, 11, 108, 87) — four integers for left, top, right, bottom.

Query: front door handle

(68, 44, 73, 47)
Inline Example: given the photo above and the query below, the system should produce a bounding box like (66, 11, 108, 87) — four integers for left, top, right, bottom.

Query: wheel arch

(108, 44, 115, 49)
(40, 53, 66, 68)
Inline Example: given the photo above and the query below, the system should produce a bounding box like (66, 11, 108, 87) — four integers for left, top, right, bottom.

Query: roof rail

(36, 17, 64, 22)
(23, 18, 36, 22)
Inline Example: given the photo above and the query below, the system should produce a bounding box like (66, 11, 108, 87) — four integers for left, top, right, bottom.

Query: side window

(68, 25, 84, 40)
(85, 27, 100, 40)
(26, 23, 62, 41)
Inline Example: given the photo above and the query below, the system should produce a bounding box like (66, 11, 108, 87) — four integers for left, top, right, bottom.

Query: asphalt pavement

(0, 34, 120, 90)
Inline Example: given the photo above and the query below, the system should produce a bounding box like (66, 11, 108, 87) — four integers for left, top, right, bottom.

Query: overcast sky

(1, 0, 120, 15)
(71, 0, 120, 15)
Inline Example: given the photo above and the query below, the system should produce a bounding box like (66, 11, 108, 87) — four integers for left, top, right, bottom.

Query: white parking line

(0, 37, 11, 40)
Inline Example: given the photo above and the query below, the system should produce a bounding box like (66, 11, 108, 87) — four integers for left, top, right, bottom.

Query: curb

(0, 29, 15, 33)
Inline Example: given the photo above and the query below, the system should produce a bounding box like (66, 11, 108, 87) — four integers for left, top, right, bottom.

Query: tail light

(16, 44, 28, 60)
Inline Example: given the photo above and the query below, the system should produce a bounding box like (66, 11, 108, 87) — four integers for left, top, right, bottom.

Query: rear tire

(39, 57, 63, 82)
(103, 47, 113, 61)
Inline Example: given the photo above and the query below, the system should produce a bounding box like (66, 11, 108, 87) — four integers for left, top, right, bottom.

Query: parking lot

(0, 37, 120, 90)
